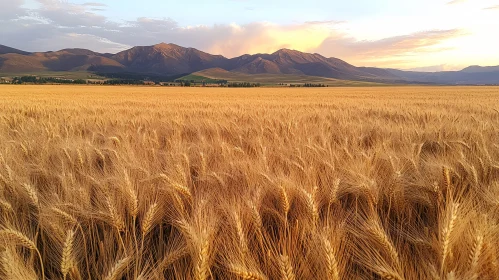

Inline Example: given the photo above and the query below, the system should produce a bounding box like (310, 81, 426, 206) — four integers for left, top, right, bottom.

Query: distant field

(188, 68, 387, 86)
(0, 85, 498, 279)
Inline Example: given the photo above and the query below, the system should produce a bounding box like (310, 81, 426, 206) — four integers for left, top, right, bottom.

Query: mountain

(0, 43, 498, 85)
(0, 44, 31, 55)
(111, 43, 228, 75)
(386, 68, 499, 85)
(460, 65, 499, 73)
(223, 49, 387, 81)
(0, 47, 124, 73)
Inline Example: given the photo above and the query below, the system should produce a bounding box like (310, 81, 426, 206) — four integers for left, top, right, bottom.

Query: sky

(1, 0, 498, 71)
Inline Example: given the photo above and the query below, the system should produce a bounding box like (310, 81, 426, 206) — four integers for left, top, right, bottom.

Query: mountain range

(1, 43, 498, 85)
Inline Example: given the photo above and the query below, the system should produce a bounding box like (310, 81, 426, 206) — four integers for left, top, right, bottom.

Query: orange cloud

(206, 23, 331, 57)
(313, 29, 467, 67)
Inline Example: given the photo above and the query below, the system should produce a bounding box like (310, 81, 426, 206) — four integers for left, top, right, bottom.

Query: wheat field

(0, 85, 498, 280)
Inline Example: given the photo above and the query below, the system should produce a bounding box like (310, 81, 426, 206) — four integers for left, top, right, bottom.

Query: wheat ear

(104, 256, 132, 280)
(234, 211, 248, 255)
(370, 222, 400, 267)
(443, 167, 451, 190)
(379, 272, 403, 280)
(279, 254, 295, 280)
(106, 197, 124, 231)
(52, 207, 78, 226)
(442, 202, 459, 271)
(231, 266, 266, 280)
(124, 171, 138, 218)
(322, 237, 339, 280)
(0, 229, 45, 280)
(194, 238, 211, 280)
(141, 203, 158, 236)
(61, 229, 76, 280)
(469, 233, 484, 280)
(330, 178, 341, 205)
(1, 248, 37, 280)
(22, 183, 39, 208)
(303, 189, 318, 226)
(279, 186, 290, 217)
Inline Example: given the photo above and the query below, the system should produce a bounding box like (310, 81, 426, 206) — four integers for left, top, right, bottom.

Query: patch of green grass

(192, 69, 390, 86)
(178, 74, 225, 83)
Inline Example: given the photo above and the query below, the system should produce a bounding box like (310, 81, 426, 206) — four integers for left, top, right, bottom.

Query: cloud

(82, 2, 107, 7)
(447, 0, 466, 4)
(483, 5, 499, 10)
(314, 29, 466, 67)
(33, 33, 131, 53)
(33, 0, 110, 28)
(304, 20, 345, 26)
(402, 64, 463, 72)
(0, 0, 26, 20)
(0, 0, 470, 68)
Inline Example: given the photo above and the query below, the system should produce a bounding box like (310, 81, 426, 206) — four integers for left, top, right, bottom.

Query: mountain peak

(153, 42, 183, 49)
(272, 48, 302, 55)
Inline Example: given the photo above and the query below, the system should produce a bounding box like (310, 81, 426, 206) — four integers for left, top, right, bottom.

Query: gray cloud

(32, 33, 130, 53)
(34, 0, 110, 28)
(0, 0, 27, 20)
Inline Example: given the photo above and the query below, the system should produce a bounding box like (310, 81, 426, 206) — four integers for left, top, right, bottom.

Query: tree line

(227, 82, 261, 88)
(290, 83, 328, 87)
(12, 76, 86, 84)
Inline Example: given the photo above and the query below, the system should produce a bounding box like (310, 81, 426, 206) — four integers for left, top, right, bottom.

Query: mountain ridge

(1, 43, 498, 84)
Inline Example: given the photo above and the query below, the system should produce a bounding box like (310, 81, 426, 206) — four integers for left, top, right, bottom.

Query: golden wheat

(0, 85, 498, 279)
